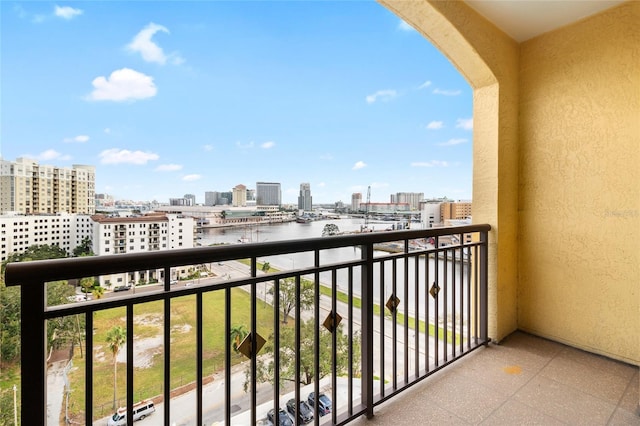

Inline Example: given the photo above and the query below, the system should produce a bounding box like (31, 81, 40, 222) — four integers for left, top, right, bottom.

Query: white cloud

(352, 161, 367, 170)
(433, 88, 462, 96)
(418, 80, 432, 90)
(54, 5, 83, 20)
(261, 141, 275, 149)
(437, 138, 468, 146)
(426, 121, 444, 130)
(126, 23, 184, 65)
(398, 20, 415, 32)
(411, 160, 449, 167)
(63, 135, 89, 143)
(99, 148, 159, 165)
(203, 144, 213, 151)
(32, 15, 46, 24)
(155, 164, 182, 172)
(36, 149, 71, 161)
(182, 174, 202, 182)
(87, 68, 157, 102)
(456, 118, 473, 130)
(104, 128, 111, 134)
(236, 141, 255, 149)
(365, 90, 397, 104)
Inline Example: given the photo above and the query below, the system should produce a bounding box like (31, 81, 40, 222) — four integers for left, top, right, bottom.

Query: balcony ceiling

(464, 0, 627, 42)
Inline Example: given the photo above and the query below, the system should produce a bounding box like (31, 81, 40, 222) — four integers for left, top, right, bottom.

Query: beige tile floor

(351, 331, 639, 425)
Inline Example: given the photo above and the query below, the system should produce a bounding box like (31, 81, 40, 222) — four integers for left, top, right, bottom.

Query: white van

(107, 400, 155, 425)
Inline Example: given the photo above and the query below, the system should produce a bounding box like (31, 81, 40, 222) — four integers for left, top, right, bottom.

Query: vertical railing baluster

(348, 265, 354, 416)
(85, 310, 93, 422)
(251, 258, 258, 425)
(443, 247, 448, 363)
(126, 304, 134, 424)
(20, 281, 46, 425)
(379, 261, 385, 397)
(480, 230, 489, 344)
(434, 236, 440, 367)
(295, 275, 301, 425)
(225, 287, 231, 425)
(196, 292, 203, 425)
(164, 267, 171, 425)
(452, 242, 457, 359)
(392, 258, 398, 390)
(312, 250, 321, 422)
(403, 240, 409, 384)
(425, 250, 430, 371)
(273, 277, 280, 421)
(414, 251, 419, 377)
(331, 269, 337, 425)
(361, 242, 374, 419)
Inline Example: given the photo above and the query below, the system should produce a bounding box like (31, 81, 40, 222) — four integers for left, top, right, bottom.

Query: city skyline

(1, 1, 473, 205)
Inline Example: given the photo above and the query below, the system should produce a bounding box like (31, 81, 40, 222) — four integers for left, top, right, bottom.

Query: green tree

(260, 262, 271, 274)
(267, 277, 314, 324)
(79, 276, 94, 295)
(72, 237, 94, 257)
(229, 324, 249, 354)
(1, 244, 74, 365)
(105, 326, 126, 409)
(92, 286, 105, 299)
(247, 319, 360, 390)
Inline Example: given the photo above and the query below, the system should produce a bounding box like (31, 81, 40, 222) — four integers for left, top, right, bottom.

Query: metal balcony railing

(5, 224, 489, 425)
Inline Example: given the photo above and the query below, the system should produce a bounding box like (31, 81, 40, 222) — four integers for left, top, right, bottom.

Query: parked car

(107, 400, 155, 425)
(267, 408, 293, 426)
(113, 285, 131, 292)
(307, 392, 332, 416)
(286, 398, 314, 424)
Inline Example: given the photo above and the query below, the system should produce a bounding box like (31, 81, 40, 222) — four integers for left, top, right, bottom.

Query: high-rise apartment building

(391, 192, 424, 211)
(0, 157, 95, 215)
(440, 201, 472, 220)
(256, 182, 281, 206)
(351, 193, 362, 212)
(298, 183, 312, 211)
(184, 194, 196, 205)
(232, 184, 247, 207)
(91, 212, 194, 287)
(204, 191, 218, 206)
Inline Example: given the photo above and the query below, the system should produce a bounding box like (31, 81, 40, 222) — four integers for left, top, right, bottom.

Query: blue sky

(1, 1, 472, 205)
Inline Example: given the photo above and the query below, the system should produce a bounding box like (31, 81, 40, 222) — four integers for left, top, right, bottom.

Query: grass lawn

(68, 287, 276, 420)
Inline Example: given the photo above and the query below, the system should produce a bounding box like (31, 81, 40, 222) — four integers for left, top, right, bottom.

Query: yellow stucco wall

(518, 2, 639, 364)
(382, 1, 639, 364)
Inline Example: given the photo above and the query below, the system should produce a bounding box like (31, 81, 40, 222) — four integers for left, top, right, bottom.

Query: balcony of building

(2, 0, 639, 424)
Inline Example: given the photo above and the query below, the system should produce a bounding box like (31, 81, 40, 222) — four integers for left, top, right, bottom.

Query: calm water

(199, 218, 471, 319)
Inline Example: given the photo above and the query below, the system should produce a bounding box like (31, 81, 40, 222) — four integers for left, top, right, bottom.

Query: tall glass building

(256, 182, 281, 206)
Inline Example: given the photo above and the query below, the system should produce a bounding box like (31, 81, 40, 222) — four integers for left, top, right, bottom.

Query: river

(199, 218, 473, 322)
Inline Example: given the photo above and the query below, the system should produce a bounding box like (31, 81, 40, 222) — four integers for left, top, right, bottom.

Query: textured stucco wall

(379, 0, 519, 341)
(518, 2, 639, 363)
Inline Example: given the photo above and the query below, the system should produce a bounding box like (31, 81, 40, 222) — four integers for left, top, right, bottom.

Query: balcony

(7, 225, 494, 425)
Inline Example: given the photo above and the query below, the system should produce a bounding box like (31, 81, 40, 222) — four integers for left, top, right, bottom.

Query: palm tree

(229, 324, 249, 355)
(92, 286, 105, 300)
(260, 262, 271, 307)
(105, 326, 126, 409)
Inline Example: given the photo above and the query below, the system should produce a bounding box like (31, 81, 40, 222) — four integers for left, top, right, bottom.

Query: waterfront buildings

(298, 183, 312, 212)
(390, 192, 424, 211)
(0, 157, 95, 215)
(351, 193, 362, 212)
(232, 184, 247, 207)
(169, 197, 194, 206)
(256, 182, 281, 206)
